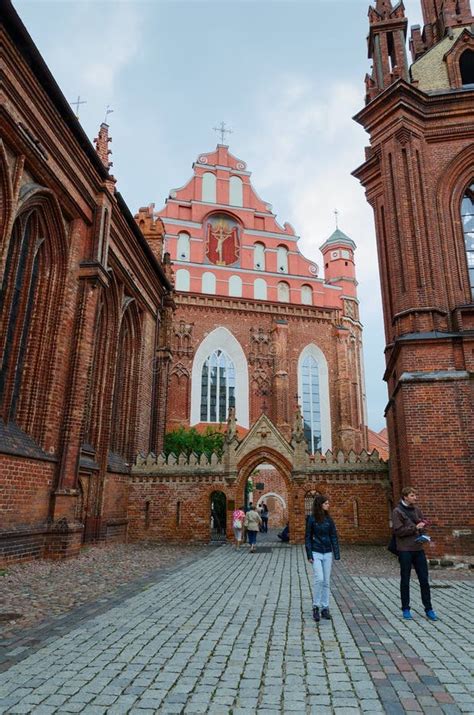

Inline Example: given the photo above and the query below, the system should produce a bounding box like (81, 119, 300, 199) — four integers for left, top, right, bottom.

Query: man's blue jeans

(399, 550, 432, 612)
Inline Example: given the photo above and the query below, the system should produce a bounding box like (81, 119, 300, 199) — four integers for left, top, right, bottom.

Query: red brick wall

(0, 455, 55, 528)
(0, 13, 172, 565)
(128, 472, 390, 546)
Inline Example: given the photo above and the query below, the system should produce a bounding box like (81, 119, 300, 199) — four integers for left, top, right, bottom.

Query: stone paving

(0, 536, 473, 715)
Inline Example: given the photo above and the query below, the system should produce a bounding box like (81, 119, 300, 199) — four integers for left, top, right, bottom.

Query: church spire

(366, 1, 409, 103)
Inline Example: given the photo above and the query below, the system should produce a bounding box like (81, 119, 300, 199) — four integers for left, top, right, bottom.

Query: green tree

(163, 426, 225, 458)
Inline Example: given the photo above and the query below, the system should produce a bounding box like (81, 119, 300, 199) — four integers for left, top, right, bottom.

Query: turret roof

(320, 228, 357, 252)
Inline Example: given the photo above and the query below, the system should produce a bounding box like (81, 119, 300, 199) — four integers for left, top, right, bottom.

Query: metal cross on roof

(104, 105, 114, 124)
(334, 208, 339, 229)
(213, 121, 233, 145)
(70, 95, 87, 118)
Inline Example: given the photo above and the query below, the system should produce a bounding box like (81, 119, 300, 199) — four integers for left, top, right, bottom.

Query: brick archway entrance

(233, 446, 294, 541)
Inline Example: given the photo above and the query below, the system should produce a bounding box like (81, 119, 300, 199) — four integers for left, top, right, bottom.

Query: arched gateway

(130, 410, 390, 546)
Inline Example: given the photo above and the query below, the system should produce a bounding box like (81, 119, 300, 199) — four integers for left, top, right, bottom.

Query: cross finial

(334, 208, 339, 229)
(104, 105, 114, 125)
(213, 121, 233, 145)
(70, 95, 87, 118)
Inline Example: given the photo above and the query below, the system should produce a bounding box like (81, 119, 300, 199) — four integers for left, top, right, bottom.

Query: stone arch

(256, 492, 287, 510)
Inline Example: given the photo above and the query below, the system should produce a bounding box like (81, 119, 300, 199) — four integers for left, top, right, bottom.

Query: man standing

(392, 487, 438, 621)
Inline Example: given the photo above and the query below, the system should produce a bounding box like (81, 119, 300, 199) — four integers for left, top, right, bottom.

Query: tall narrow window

(0, 202, 66, 445)
(175, 269, 190, 291)
(202, 271, 216, 294)
(460, 50, 474, 86)
(254, 242, 265, 270)
(110, 303, 140, 461)
(254, 278, 267, 300)
(461, 182, 474, 296)
(202, 172, 216, 203)
(277, 245, 289, 273)
(229, 176, 243, 206)
(200, 349, 236, 423)
(229, 275, 242, 297)
(301, 285, 313, 305)
(278, 281, 290, 302)
(301, 354, 321, 454)
(177, 232, 190, 261)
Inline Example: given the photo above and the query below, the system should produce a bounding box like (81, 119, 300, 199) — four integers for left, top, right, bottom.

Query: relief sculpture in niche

(249, 327, 273, 400)
(205, 214, 240, 266)
(174, 320, 194, 357)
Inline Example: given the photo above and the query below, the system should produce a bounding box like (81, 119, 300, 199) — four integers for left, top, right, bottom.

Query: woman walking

(305, 495, 340, 622)
(244, 505, 262, 553)
(232, 505, 246, 548)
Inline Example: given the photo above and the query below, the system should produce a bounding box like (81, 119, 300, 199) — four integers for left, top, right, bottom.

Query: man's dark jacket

(392, 501, 426, 552)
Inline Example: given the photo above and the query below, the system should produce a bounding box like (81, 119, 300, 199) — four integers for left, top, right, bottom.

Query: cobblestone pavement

(0, 544, 210, 639)
(0, 537, 473, 714)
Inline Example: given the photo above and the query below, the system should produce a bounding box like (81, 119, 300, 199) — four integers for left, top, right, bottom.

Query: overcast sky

(13, 0, 424, 432)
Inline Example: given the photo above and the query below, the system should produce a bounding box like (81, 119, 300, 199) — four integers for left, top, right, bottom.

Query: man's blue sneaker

(402, 609, 413, 619)
(426, 609, 438, 621)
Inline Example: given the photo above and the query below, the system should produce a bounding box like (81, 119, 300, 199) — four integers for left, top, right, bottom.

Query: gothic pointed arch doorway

(236, 447, 293, 540)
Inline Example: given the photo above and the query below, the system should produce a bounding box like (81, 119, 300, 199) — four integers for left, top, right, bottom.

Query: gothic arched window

(175, 268, 190, 291)
(200, 349, 236, 423)
(229, 176, 243, 207)
(460, 49, 474, 86)
(254, 242, 265, 270)
(110, 301, 141, 461)
(202, 172, 217, 203)
(461, 182, 474, 296)
(300, 354, 321, 453)
(277, 245, 289, 273)
(191, 327, 249, 427)
(0, 197, 66, 445)
(297, 344, 331, 453)
(177, 232, 190, 261)
(229, 275, 242, 297)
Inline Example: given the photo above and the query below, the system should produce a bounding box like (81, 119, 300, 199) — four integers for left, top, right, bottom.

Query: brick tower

(354, 0, 474, 557)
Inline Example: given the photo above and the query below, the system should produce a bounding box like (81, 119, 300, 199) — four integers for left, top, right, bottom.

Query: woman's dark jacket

(305, 515, 340, 560)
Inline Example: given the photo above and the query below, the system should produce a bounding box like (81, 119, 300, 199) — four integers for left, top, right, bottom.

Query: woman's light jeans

(312, 551, 333, 608)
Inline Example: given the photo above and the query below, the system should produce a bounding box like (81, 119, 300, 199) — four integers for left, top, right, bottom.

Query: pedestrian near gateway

(392, 487, 438, 621)
(244, 504, 262, 553)
(305, 495, 340, 622)
(232, 505, 246, 548)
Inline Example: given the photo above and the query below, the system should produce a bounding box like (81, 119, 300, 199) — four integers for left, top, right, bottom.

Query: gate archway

(210, 490, 226, 542)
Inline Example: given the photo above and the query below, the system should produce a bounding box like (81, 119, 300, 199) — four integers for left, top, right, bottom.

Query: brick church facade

(2, 0, 472, 564)
(143, 143, 369, 454)
(354, 0, 474, 557)
(0, 3, 173, 563)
